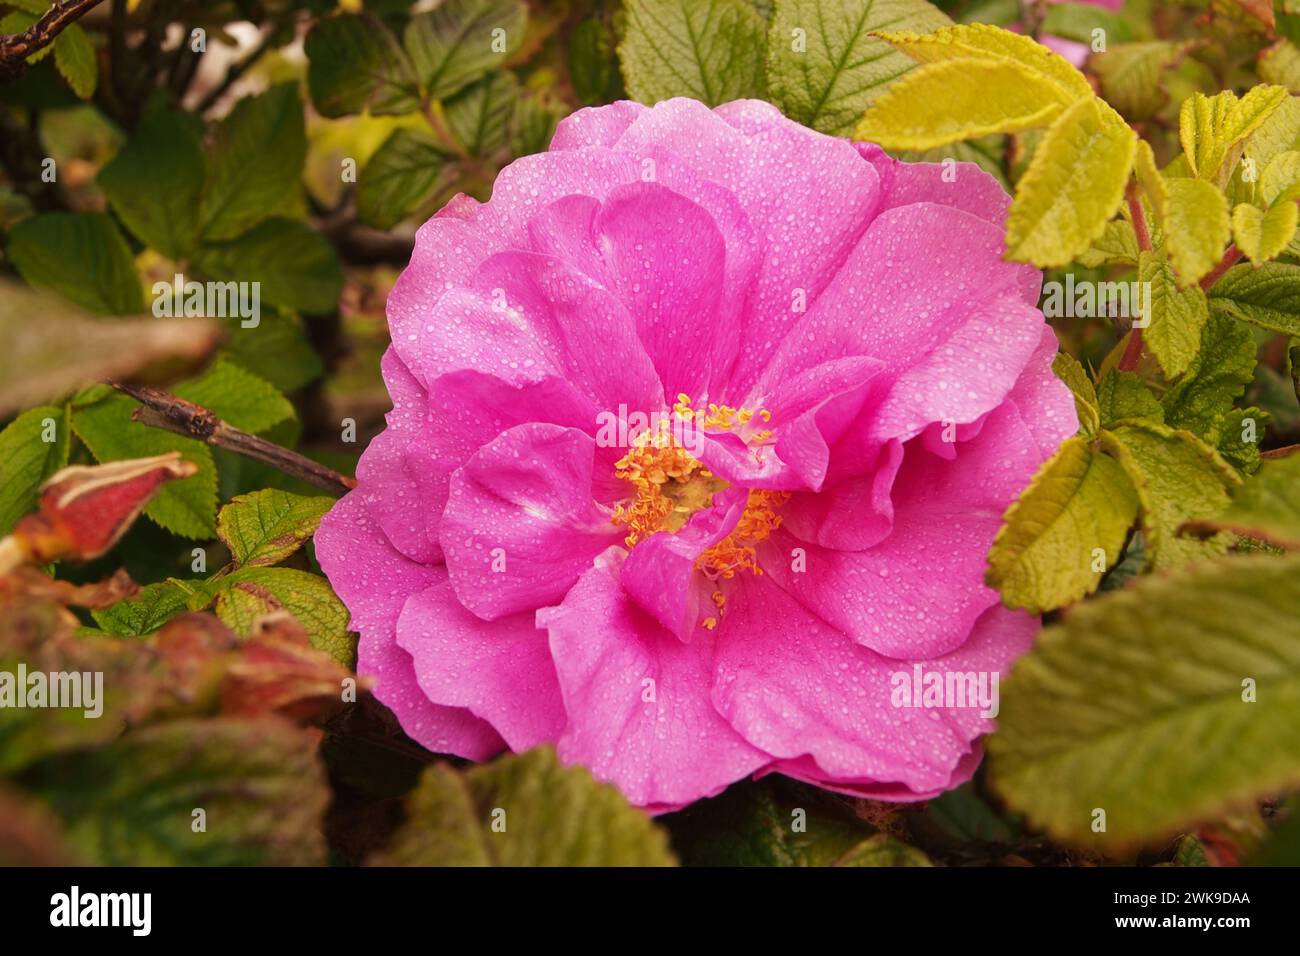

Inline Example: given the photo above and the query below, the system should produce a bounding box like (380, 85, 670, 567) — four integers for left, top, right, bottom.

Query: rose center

(610, 398, 790, 602)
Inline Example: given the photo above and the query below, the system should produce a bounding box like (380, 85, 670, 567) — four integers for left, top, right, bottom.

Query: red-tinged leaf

(2, 452, 197, 569)
(220, 612, 360, 723)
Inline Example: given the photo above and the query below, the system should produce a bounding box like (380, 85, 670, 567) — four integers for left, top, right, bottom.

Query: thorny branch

(111, 383, 358, 497)
(0, 0, 107, 79)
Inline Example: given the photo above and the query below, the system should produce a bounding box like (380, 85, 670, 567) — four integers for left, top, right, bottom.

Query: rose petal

(316, 495, 503, 759)
(397, 581, 565, 751)
(441, 423, 621, 620)
(538, 549, 771, 811)
(713, 574, 1035, 794)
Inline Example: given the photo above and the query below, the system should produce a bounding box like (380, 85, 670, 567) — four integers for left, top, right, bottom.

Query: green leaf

(1215, 407, 1267, 475)
(923, 783, 1016, 843)
(6, 213, 143, 315)
(1096, 370, 1163, 427)
(1160, 178, 1231, 286)
(620, 0, 767, 107)
(92, 581, 191, 637)
(199, 84, 306, 242)
(667, 776, 929, 866)
(765, 0, 950, 136)
(1052, 352, 1099, 437)
(989, 553, 1300, 847)
(196, 218, 343, 315)
(568, 17, 624, 106)
(210, 567, 354, 667)
(1074, 218, 1139, 267)
(1100, 422, 1239, 569)
(218, 309, 323, 393)
(1179, 86, 1289, 183)
(1259, 40, 1300, 94)
(357, 128, 449, 230)
(510, 94, 568, 156)
(855, 58, 1067, 150)
(1171, 834, 1209, 867)
(404, 0, 527, 101)
(1161, 312, 1257, 441)
(1041, 2, 1133, 44)
(1232, 200, 1299, 264)
(896, 135, 1011, 189)
(217, 489, 333, 569)
(23, 717, 329, 865)
(174, 357, 294, 435)
(1194, 452, 1300, 549)
(1088, 42, 1189, 120)
(0, 404, 68, 536)
(98, 104, 205, 259)
(986, 437, 1139, 613)
(305, 14, 420, 118)
(445, 71, 517, 157)
(1208, 261, 1300, 335)
(1003, 96, 1137, 268)
(1261, 149, 1300, 204)
(71, 388, 218, 539)
(1138, 249, 1210, 379)
(1243, 95, 1300, 169)
(53, 23, 96, 99)
(374, 747, 676, 865)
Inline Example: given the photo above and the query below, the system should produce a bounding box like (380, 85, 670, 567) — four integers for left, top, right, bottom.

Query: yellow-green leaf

(1138, 250, 1210, 379)
(854, 58, 1066, 150)
(1004, 96, 1137, 268)
(873, 23, 1092, 102)
(986, 437, 1139, 613)
(1232, 201, 1299, 263)
(1089, 41, 1191, 120)
(1096, 370, 1164, 428)
(1259, 40, 1300, 94)
(53, 23, 97, 100)
(1133, 139, 1166, 218)
(1261, 149, 1300, 204)
(373, 747, 677, 866)
(1243, 95, 1300, 170)
(1051, 352, 1099, 437)
(1100, 422, 1240, 569)
(1208, 261, 1300, 334)
(1190, 452, 1300, 549)
(1179, 86, 1289, 182)
(1162, 178, 1231, 285)
(1074, 218, 1139, 268)
(989, 552, 1300, 848)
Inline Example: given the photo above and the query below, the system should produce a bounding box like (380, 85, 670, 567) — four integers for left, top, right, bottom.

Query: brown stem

(0, 0, 107, 78)
(111, 383, 357, 497)
(1117, 183, 1154, 373)
(1261, 444, 1300, 460)
(1117, 327, 1145, 372)
(1126, 182, 1152, 253)
(1200, 245, 1243, 291)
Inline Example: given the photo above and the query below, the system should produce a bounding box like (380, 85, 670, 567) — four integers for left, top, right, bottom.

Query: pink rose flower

(316, 98, 1076, 811)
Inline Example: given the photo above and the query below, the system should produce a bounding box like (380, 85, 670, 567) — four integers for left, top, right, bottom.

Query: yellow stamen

(610, 407, 787, 582)
(697, 489, 791, 580)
